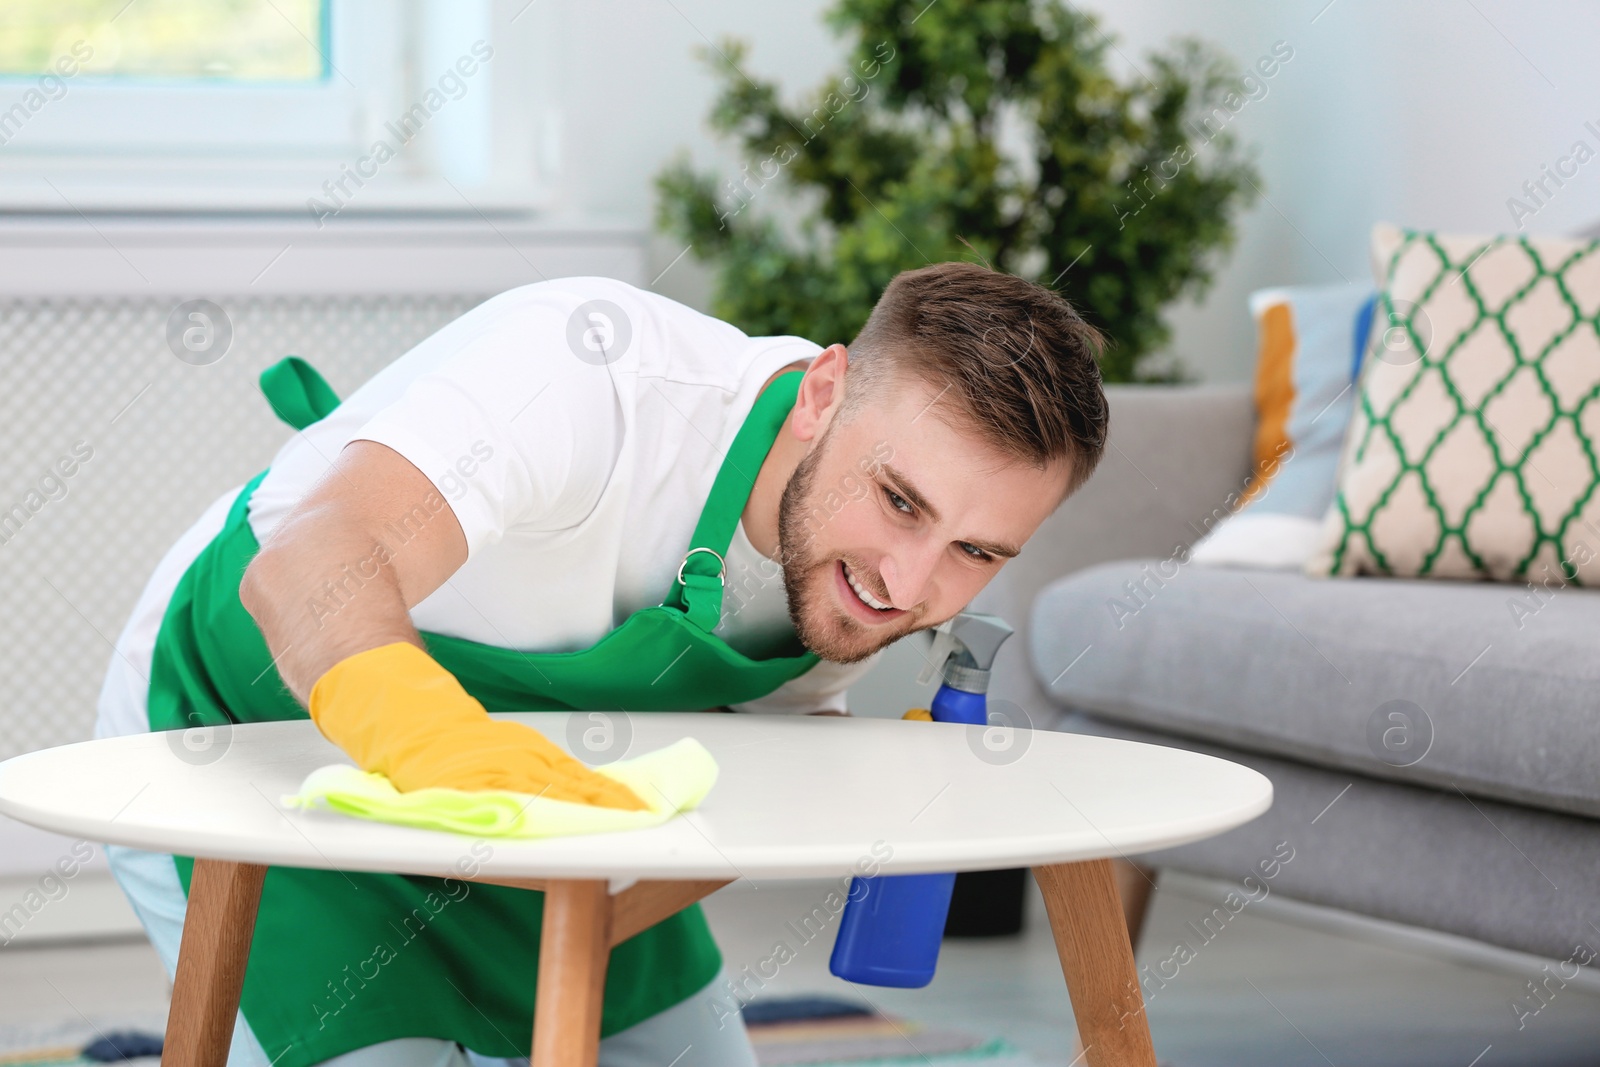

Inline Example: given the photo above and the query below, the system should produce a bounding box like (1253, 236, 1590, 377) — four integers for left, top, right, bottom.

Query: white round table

(0, 712, 1271, 1067)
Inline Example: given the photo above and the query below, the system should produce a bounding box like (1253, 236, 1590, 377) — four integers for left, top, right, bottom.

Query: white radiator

(0, 217, 649, 883)
(0, 293, 489, 761)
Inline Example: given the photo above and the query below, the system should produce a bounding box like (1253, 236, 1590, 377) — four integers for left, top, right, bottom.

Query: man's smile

(833, 559, 908, 625)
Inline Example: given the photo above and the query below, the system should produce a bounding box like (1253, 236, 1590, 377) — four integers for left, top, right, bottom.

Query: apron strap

(260, 356, 342, 431)
(667, 370, 805, 633)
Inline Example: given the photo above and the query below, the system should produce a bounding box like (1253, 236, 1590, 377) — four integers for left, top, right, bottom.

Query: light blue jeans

(106, 844, 754, 1067)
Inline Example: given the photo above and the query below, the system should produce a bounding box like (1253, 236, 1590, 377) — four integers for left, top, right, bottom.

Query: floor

(3, 873, 1599, 1066)
(700, 874, 1600, 1067)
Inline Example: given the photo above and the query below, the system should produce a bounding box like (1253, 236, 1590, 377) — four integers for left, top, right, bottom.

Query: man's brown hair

(841, 261, 1109, 497)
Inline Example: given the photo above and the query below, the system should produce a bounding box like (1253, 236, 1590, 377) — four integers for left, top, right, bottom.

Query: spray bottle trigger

(917, 621, 959, 687)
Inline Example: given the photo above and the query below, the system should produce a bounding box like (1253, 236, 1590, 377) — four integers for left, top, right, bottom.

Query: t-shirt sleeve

(351, 313, 625, 559)
(727, 650, 884, 715)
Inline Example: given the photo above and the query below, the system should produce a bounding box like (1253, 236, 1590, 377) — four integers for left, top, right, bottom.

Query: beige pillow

(1308, 222, 1600, 582)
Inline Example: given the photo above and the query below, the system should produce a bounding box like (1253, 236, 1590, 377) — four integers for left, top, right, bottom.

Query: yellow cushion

(1242, 301, 1297, 503)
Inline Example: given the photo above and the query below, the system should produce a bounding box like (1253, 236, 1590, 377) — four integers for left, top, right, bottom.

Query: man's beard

(774, 427, 924, 664)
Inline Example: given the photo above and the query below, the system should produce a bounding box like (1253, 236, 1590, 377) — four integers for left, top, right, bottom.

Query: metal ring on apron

(676, 546, 726, 586)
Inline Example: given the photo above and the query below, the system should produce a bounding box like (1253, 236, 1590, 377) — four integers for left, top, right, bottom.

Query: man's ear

(793, 343, 849, 443)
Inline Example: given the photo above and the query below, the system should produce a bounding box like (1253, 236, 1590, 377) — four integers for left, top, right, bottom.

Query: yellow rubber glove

(902, 707, 933, 722)
(307, 641, 648, 811)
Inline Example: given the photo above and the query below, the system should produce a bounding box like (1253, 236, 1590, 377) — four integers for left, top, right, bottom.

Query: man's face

(776, 376, 1073, 664)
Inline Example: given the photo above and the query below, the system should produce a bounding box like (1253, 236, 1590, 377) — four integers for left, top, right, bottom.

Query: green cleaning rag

(279, 737, 718, 839)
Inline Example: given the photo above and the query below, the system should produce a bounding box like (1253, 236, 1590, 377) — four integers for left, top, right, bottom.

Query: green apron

(145, 356, 820, 1066)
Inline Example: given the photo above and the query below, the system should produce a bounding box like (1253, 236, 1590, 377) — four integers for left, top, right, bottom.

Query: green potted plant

(655, 0, 1263, 382)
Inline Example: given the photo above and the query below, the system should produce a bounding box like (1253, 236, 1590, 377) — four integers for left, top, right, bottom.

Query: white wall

(542, 0, 1600, 381)
(538, 0, 847, 310)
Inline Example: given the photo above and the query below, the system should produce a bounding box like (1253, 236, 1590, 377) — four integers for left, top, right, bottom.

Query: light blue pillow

(1190, 284, 1377, 568)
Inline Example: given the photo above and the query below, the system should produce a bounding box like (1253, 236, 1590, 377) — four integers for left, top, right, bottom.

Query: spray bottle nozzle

(915, 612, 1014, 691)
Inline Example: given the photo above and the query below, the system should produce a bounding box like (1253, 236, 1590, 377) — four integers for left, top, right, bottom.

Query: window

(0, 0, 545, 214)
(0, 0, 330, 81)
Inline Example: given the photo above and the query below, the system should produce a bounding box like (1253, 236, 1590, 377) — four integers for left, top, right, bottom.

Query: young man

(94, 260, 1108, 1066)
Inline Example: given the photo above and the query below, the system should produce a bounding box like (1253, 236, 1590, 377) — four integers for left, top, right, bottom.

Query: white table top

(0, 714, 1271, 881)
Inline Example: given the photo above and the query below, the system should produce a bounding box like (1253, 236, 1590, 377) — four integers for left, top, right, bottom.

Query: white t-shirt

(243, 276, 879, 714)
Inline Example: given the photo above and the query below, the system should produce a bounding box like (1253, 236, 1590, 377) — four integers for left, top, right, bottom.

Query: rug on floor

(0, 1013, 164, 1067)
(743, 996, 1040, 1066)
(2, 1001, 1039, 1066)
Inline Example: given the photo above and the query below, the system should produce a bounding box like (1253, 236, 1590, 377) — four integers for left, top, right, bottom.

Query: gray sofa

(973, 383, 1600, 964)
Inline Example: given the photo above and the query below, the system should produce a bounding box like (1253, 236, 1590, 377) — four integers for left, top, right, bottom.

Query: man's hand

(311, 642, 647, 808)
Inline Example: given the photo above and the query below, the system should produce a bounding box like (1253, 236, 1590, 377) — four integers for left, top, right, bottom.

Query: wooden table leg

(1034, 860, 1157, 1067)
(164, 859, 268, 1067)
(1111, 859, 1158, 950)
(532, 880, 612, 1067)
(525, 878, 732, 1066)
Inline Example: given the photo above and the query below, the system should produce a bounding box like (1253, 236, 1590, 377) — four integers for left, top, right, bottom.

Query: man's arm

(239, 439, 468, 706)
(237, 439, 645, 809)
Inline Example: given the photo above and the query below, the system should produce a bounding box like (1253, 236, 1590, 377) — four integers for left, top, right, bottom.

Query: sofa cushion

(1310, 222, 1600, 583)
(1029, 559, 1600, 818)
(1056, 711, 1600, 964)
(1190, 283, 1374, 570)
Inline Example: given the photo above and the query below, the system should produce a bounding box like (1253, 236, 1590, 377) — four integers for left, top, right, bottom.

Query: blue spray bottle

(828, 612, 1014, 988)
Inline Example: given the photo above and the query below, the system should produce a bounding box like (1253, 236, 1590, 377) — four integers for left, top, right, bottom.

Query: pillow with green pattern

(1308, 222, 1600, 582)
